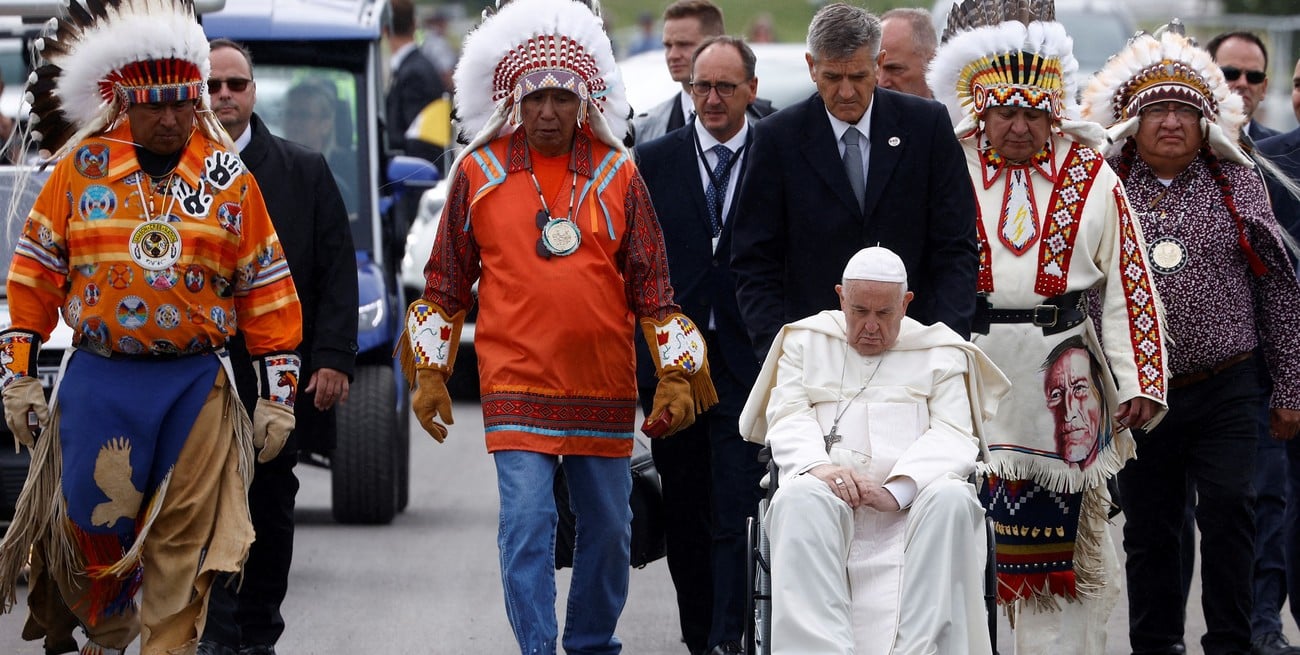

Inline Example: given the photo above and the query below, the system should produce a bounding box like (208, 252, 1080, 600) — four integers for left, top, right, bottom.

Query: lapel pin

(888, 136, 901, 147)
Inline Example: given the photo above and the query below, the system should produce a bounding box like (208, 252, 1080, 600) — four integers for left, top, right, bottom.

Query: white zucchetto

(842, 246, 908, 283)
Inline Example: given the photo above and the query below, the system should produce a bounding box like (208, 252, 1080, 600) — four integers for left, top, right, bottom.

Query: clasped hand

(808, 463, 900, 511)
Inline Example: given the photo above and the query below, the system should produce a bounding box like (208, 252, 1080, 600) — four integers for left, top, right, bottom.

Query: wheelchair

(742, 449, 999, 655)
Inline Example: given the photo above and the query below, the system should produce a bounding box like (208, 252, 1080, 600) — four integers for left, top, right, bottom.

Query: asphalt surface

(1, 400, 1297, 653)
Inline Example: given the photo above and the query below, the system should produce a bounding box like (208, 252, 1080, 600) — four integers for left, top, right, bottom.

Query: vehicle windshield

(0, 167, 50, 292)
(253, 62, 366, 242)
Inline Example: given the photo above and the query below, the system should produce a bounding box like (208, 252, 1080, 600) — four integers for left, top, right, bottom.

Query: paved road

(1, 401, 1297, 653)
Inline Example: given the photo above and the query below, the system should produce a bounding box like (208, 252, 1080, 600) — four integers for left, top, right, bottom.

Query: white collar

(694, 120, 749, 153)
(678, 89, 695, 123)
(391, 42, 418, 70)
(233, 123, 253, 152)
(825, 100, 874, 143)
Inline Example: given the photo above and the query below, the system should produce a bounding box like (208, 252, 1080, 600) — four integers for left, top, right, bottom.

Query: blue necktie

(704, 144, 733, 236)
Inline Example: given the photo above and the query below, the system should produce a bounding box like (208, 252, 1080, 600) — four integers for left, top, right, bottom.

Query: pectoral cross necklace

(825, 342, 884, 452)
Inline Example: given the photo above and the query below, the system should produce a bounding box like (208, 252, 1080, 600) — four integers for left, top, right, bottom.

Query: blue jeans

(495, 450, 632, 655)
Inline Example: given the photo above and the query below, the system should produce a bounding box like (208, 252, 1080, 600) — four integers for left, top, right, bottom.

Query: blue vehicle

(202, 0, 439, 524)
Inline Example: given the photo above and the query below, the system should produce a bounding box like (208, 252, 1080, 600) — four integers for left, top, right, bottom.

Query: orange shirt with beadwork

(424, 130, 678, 457)
(6, 122, 301, 357)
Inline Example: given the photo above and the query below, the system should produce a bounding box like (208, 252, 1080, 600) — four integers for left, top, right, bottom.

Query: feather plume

(942, 0, 1055, 43)
(25, 0, 209, 155)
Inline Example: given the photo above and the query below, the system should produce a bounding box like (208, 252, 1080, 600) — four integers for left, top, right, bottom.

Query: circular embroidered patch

(129, 221, 182, 271)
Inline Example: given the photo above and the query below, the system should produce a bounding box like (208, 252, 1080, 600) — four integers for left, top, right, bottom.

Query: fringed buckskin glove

(640, 314, 719, 437)
(395, 299, 465, 442)
(0, 330, 46, 449)
(254, 352, 301, 463)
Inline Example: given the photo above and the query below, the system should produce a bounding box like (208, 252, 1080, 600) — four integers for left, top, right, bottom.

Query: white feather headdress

(450, 0, 628, 176)
(927, 0, 1101, 145)
(24, 0, 225, 160)
(1078, 22, 1249, 164)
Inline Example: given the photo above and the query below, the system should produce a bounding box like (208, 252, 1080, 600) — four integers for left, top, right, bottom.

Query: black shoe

(196, 642, 238, 655)
(239, 647, 277, 655)
(1252, 633, 1300, 655)
(708, 642, 742, 655)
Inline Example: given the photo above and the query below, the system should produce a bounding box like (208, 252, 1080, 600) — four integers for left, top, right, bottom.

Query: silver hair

(807, 3, 882, 62)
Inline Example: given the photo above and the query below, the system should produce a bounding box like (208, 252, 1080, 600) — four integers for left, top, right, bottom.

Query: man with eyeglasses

(196, 39, 358, 655)
(731, 2, 976, 360)
(1082, 26, 1300, 655)
(1209, 31, 1279, 142)
(631, 0, 772, 144)
(0, 5, 302, 655)
(634, 35, 764, 655)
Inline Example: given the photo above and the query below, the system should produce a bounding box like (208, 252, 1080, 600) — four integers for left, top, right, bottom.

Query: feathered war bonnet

(1079, 21, 1250, 165)
(24, 0, 229, 161)
(449, 0, 629, 178)
(927, 0, 1104, 147)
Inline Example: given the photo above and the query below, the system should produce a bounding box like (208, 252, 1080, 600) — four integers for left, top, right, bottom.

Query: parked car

(0, 167, 71, 522)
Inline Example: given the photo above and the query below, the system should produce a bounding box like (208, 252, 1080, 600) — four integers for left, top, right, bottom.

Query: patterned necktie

(842, 127, 866, 212)
(704, 144, 733, 236)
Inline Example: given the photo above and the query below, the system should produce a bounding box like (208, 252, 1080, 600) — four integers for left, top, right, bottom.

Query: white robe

(965, 132, 1169, 655)
(740, 313, 1011, 654)
(969, 132, 1169, 491)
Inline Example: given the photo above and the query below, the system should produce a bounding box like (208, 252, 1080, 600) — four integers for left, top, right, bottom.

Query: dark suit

(1258, 128, 1300, 245)
(731, 88, 978, 356)
(1247, 119, 1282, 144)
(203, 114, 358, 651)
(635, 123, 766, 654)
(1248, 127, 1300, 639)
(386, 46, 446, 164)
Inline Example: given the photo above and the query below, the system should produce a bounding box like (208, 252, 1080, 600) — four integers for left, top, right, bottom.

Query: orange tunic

(425, 130, 677, 457)
(7, 122, 301, 356)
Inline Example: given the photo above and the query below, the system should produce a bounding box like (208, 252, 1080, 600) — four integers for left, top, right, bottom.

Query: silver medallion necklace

(1143, 183, 1188, 275)
(527, 160, 580, 258)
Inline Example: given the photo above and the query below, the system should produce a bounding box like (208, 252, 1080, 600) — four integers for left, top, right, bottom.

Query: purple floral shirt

(1114, 154, 1300, 408)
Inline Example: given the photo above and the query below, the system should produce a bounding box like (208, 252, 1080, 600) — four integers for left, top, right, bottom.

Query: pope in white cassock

(739, 246, 1012, 654)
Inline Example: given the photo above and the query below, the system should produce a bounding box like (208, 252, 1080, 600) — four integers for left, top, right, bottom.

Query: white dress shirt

(826, 103, 874, 185)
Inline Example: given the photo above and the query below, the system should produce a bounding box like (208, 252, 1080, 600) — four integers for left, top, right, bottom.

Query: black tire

(331, 364, 401, 524)
(396, 388, 411, 513)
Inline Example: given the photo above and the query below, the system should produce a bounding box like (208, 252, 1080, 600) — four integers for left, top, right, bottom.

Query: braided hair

(1202, 145, 1268, 277)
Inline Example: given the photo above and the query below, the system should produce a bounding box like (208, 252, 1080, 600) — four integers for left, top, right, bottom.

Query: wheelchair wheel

(744, 497, 772, 655)
(985, 515, 998, 653)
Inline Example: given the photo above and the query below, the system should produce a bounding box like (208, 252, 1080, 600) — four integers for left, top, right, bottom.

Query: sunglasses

(207, 77, 252, 94)
(1220, 66, 1266, 84)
